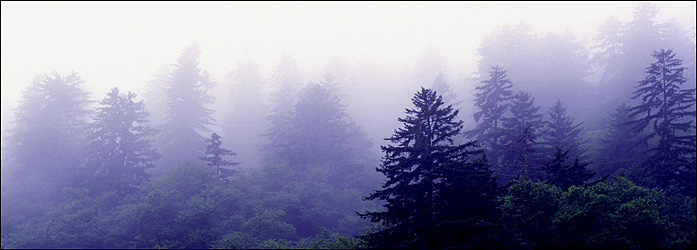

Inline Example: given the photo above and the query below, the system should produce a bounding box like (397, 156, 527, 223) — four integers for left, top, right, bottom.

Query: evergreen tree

(276, 75, 374, 188)
(264, 54, 301, 165)
(543, 99, 586, 160)
(220, 60, 267, 169)
(592, 3, 694, 106)
(83, 88, 159, 197)
(200, 132, 239, 179)
(359, 87, 497, 248)
(2, 71, 91, 234)
(431, 73, 462, 109)
(499, 90, 545, 183)
(629, 49, 696, 194)
(593, 103, 645, 177)
(543, 147, 594, 190)
(157, 44, 215, 170)
(469, 65, 514, 168)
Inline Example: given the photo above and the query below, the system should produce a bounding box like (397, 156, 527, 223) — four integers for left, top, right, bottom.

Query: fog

(3, 1, 694, 151)
(1, 2, 696, 249)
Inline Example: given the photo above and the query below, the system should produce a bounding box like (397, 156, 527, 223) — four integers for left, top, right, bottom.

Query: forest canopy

(1, 2, 695, 249)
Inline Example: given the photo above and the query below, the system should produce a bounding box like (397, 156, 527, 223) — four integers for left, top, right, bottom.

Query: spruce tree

(593, 103, 644, 177)
(543, 99, 586, 160)
(499, 90, 545, 183)
(469, 65, 514, 168)
(629, 49, 696, 193)
(200, 132, 239, 179)
(359, 87, 497, 248)
(83, 87, 159, 197)
(543, 147, 594, 190)
(157, 44, 215, 170)
(3, 71, 91, 231)
(264, 54, 301, 165)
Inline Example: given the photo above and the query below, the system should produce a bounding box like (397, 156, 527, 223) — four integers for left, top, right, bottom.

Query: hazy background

(2, 1, 696, 137)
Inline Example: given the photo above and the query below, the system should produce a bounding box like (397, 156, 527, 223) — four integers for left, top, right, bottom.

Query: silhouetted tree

(157, 44, 215, 170)
(83, 87, 159, 197)
(629, 49, 696, 194)
(200, 132, 239, 179)
(543, 147, 594, 190)
(359, 87, 497, 248)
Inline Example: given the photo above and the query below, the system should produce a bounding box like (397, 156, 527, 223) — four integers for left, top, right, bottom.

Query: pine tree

(83, 87, 159, 197)
(499, 91, 545, 183)
(200, 132, 239, 179)
(359, 87, 497, 248)
(543, 100, 586, 160)
(469, 65, 514, 167)
(629, 49, 696, 194)
(157, 44, 215, 170)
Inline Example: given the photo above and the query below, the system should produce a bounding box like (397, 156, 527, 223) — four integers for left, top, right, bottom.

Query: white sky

(2, 1, 695, 119)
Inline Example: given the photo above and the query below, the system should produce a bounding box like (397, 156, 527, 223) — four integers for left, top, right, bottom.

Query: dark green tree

(499, 179, 561, 249)
(83, 87, 159, 197)
(629, 49, 696, 194)
(157, 44, 215, 171)
(359, 87, 497, 248)
(543, 99, 586, 160)
(200, 132, 239, 179)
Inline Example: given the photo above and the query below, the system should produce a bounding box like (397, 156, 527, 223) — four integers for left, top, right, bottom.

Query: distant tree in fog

(272, 75, 374, 188)
(592, 103, 645, 177)
(593, 3, 695, 106)
(430, 73, 462, 110)
(469, 65, 514, 167)
(499, 91, 545, 183)
(7, 72, 91, 183)
(200, 132, 239, 179)
(82, 87, 159, 197)
(264, 54, 302, 163)
(220, 60, 267, 169)
(359, 87, 497, 248)
(478, 23, 590, 115)
(542, 99, 586, 160)
(629, 49, 696, 194)
(2, 71, 91, 231)
(158, 44, 215, 169)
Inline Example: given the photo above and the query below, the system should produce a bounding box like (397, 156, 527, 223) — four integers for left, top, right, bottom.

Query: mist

(1, 2, 696, 249)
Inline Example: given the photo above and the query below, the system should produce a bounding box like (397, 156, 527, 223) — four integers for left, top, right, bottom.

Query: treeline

(1, 46, 381, 248)
(1, 2, 695, 249)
